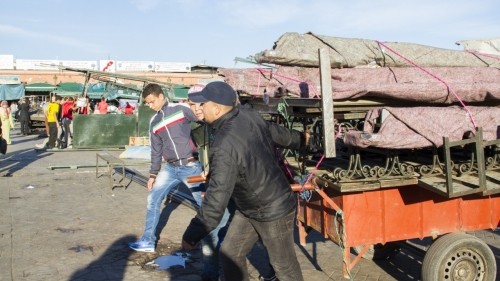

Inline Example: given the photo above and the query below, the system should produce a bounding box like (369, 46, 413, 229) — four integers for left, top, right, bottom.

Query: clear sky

(1, 0, 499, 68)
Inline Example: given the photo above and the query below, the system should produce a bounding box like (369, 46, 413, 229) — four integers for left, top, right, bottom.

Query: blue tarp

(0, 84, 25, 100)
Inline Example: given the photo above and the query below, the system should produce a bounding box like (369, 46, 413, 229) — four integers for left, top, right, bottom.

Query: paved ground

(0, 128, 498, 281)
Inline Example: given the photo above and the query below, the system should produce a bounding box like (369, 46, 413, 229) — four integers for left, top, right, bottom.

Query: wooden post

(319, 48, 336, 157)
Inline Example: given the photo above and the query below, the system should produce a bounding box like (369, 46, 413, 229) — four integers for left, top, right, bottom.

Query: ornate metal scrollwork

(332, 149, 416, 182)
(418, 151, 447, 177)
(485, 145, 499, 170)
(377, 155, 415, 178)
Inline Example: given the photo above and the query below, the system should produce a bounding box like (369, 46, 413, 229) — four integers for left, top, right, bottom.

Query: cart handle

(186, 175, 315, 192)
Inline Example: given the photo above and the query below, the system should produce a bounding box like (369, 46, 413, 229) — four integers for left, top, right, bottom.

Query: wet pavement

(0, 128, 498, 281)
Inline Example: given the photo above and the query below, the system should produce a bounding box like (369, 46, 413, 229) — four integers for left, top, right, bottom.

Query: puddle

(56, 227, 82, 234)
(68, 245, 94, 253)
(146, 252, 190, 270)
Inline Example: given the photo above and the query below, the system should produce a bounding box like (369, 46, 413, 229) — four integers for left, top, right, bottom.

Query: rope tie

(465, 50, 500, 61)
(375, 40, 478, 130)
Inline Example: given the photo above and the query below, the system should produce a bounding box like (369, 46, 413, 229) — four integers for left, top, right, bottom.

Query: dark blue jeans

(220, 209, 304, 281)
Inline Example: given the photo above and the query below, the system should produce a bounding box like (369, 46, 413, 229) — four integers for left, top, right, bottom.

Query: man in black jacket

(182, 81, 306, 281)
(18, 98, 31, 136)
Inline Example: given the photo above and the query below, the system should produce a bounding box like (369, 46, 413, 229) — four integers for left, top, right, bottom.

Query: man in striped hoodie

(129, 83, 203, 253)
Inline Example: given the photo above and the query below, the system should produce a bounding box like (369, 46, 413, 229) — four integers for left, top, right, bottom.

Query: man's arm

(182, 145, 237, 248)
(268, 122, 307, 149)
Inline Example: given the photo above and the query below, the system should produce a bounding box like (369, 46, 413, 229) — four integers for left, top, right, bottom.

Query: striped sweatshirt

(149, 102, 198, 176)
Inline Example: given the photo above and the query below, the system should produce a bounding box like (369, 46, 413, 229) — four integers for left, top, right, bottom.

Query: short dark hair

(142, 83, 163, 99)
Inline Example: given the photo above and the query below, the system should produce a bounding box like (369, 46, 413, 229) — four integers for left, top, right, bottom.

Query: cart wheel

(422, 233, 496, 281)
(353, 242, 400, 260)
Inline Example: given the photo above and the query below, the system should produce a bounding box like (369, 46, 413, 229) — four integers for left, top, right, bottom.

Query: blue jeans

(220, 209, 303, 281)
(142, 161, 203, 243)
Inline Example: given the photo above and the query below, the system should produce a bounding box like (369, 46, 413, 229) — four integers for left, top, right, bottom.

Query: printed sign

(154, 62, 191, 72)
(16, 59, 59, 70)
(99, 60, 116, 72)
(0, 55, 14, 70)
(60, 60, 98, 70)
(0, 75, 21, 84)
(116, 61, 154, 72)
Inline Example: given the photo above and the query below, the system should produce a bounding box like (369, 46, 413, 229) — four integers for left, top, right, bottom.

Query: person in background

(46, 95, 61, 149)
(107, 101, 119, 114)
(18, 98, 31, 136)
(10, 101, 18, 122)
(97, 97, 108, 114)
(35, 99, 50, 149)
(0, 100, 14, 144)
(61, 96, 77, 148)
(123, 102, 135, 115)
(182, 81, 308, 281)
(0, 117, 6, 155)
(78, 96, 91, 115)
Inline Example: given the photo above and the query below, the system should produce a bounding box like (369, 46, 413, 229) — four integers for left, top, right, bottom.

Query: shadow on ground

(68, 235, 137, 281)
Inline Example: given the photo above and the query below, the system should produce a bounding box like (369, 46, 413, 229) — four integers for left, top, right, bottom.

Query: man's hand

(182, 239, 196, 251)
(147, 177, 156, 191)
(304, 130, 311, 146)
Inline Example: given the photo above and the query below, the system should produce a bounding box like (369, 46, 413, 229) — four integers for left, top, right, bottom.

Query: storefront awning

(25, 82, 57, 92)
(54, 82, 84, 97)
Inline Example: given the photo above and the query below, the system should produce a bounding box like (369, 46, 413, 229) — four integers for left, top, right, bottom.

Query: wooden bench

(96, 152, 126, 189)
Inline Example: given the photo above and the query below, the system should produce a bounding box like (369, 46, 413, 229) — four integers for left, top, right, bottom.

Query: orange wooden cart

(294, 176, 499, 280)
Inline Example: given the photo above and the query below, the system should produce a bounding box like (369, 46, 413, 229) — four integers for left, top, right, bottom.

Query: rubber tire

(422, 232, 497, 281)
(353, 242, 401, 260)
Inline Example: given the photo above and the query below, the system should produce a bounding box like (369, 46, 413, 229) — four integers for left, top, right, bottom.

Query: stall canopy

(106, 84, 141, 100)
(86, 83, 107, 99)
(0, 84, 25, 100)
(54, 82, 84, 97)
(172, 84, 189, 101)
(25, 82, 57, 92)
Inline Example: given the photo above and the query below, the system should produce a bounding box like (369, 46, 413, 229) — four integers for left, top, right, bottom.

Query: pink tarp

(220, 66, 500, 104)
(343, 106, 500, 149)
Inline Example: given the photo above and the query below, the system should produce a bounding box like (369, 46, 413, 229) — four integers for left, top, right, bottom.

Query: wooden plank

(418, 175, 486, 198)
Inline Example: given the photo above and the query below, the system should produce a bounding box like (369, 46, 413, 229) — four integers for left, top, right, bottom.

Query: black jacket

(18, 102, 30, 121)
(183, 107, 305, 246)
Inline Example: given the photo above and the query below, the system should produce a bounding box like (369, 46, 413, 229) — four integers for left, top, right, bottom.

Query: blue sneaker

(128, 238, 155, 252)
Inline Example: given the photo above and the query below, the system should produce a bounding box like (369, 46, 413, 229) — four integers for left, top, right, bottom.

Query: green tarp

(0, 84, 25, 100)
(54, 82, 83, 97)
(86, 83, 107, 99)
(172, 85, 189, 100)
(25, 82, 57, 92)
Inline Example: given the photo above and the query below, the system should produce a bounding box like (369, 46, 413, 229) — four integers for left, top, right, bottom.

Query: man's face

(200, 101, 219, 124)
(188, 100, 204, 121)
(144, 93, 165, 112)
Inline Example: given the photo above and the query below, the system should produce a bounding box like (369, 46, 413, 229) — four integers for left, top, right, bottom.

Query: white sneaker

(35, 144, 46, 149)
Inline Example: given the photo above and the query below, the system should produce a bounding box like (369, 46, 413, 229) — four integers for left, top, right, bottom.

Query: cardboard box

(129, 137, 150, 146)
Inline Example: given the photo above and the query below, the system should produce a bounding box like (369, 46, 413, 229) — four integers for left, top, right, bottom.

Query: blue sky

(1, 0, 499, 68)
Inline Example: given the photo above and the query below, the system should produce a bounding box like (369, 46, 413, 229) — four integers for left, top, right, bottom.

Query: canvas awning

(54, 82, 84, 97)
(25, 82, 57, 92)
(172, 85, 189, 100)
(0, 84, 25, 100)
